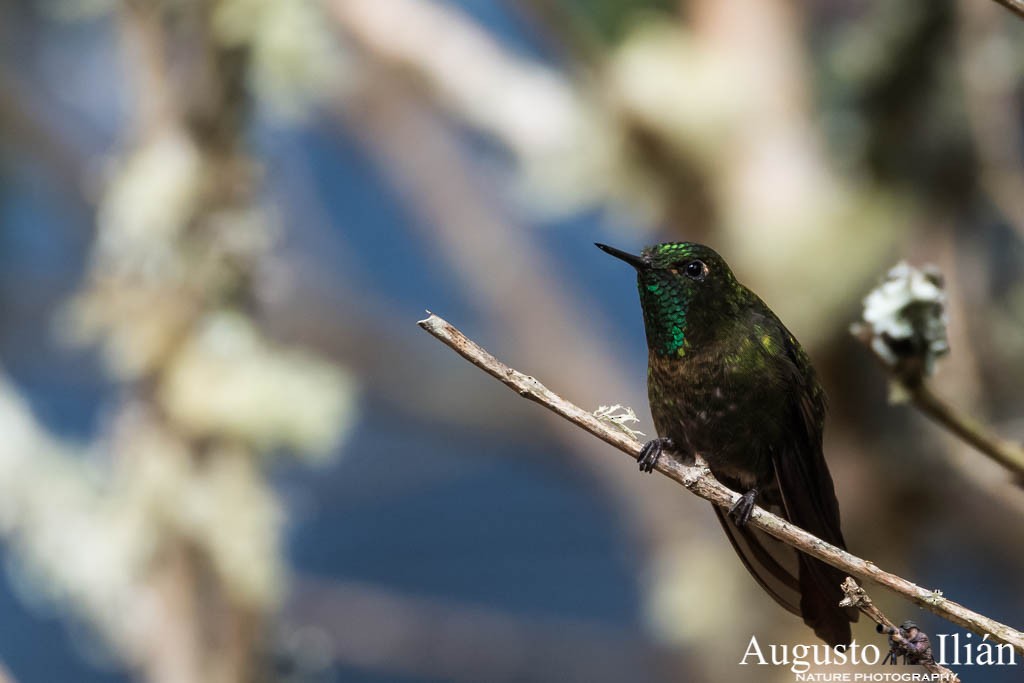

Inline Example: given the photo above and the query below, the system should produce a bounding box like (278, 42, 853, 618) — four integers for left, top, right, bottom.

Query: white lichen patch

(593, 404, 646, 441)
(96, 128, 205, 276)
(6, 0, 364, 666)
(159, 311, 357, 457)
(858, 261, 949, 377)
(0, 383, 153, 654)
(213, 0, 339, 119)
(59, 280, 198, 380)
(173, 446, 284, 608)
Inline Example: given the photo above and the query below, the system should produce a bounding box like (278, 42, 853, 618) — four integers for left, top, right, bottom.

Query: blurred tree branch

(103, 4, 266, 679)
(958, 0, 1024, 240)
(0, 70, 91, 203)
(856, 329, 1024, 483)
(990, 0, 1024, 20)
(904, 376, 1024, 482)
(419, 312, 1024, 653)
(327, 0, 714, 230)
(0, 2, 354, 682)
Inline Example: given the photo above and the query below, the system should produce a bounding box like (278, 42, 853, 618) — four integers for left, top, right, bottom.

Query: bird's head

(596, 241, 748, 357)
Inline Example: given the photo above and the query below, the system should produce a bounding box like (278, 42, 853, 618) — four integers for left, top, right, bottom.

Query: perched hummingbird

(596, 241, 857, 646)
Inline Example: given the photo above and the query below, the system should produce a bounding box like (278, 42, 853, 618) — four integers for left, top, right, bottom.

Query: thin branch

(418, 312, 1024, 653)
(909, 381, 1024, 481)
(990, 0, 1024, 20)
(854, 331, 1024, 483)
(840, 578, 960, 682)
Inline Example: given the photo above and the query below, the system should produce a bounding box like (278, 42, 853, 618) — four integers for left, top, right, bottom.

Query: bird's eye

(684, 260, 708, 281)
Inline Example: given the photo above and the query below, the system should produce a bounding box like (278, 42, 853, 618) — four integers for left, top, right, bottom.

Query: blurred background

(1, 0, 1024, 681)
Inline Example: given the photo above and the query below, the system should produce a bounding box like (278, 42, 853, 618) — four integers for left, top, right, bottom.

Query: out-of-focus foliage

(161, 311, 355, 454)
(562, 0, 678, 43)
(213, 0, 341, 117)
(2, 1, 358, 681)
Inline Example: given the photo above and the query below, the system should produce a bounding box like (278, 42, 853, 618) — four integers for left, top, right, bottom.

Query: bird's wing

(771, 327, 846, 548)
(767, 323, 858, 645)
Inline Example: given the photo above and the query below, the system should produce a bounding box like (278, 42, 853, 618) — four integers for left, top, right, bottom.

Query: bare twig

(840, 578, 961, 682)
(418, 312, 1024, 653)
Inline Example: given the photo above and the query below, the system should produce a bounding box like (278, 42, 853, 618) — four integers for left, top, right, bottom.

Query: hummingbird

(596, 241, 857, 646)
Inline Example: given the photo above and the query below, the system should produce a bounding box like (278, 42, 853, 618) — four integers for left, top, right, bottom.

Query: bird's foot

(637, 437, 675, 473)
(729, 488, 758, 527)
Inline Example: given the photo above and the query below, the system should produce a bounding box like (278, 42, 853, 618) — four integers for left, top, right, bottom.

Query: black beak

(595, 243, 647, 270)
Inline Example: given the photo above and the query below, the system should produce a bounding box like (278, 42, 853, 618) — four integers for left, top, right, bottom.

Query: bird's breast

(647, 347, 781, 482)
